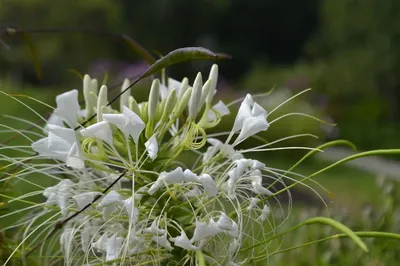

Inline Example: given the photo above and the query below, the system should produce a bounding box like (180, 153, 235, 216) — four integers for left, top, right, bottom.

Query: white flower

(232, 94, 269, 146)
(199, 173, 218, 197)
(190, 219, 221, 242)
(148, 167, 199, 195)
(43, 179, 74, 215)
(144, 221, 166, 235)
(103, 106, 145, 144)
(152, 233, 173, 251)
(208, 100, 230, 121)
(73, 192, 102, 210)
(106, 234, 124, 261)
(54, 89, 81, 128)
(216, 212, 233, 231)
(145, 134, 158, 160)
(246, 197, 260, 212)
(260, 204, 271, 222)
(80, 121, 114, 147)
(171, 230, 198, 250)
(32, 124, 84, 169)
(122, 197, 139, 223)
(92, 234, 108, 252)
(97, 190, 123, 219)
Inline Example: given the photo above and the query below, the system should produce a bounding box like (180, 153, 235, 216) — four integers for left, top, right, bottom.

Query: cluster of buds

(3, 65, 297, 265)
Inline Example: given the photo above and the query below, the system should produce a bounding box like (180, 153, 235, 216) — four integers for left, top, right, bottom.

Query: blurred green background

(1, 0, 400, 265)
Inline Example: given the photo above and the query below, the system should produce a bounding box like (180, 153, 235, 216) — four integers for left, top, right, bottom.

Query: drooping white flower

(144, 221, 166, 235)
(73, 191, 102, 210)
(54, 89, 81, 128)
(216, 212, 234, 231)
(190, 219, 221, 242)
(92, 234, 108, 252)
(122, 197, 139, 224)
(148, 167, 199, 195)
(97, 190, 123, 219)
(145, 134, 158, 160)
(246, 197, 260, 212)
(260, 204, 271, 222)
(106, 234, 124, 261)
(199, 173, 218, 197)
(171, 229, 199, 250)
(43, 179, 74, 215)
(152, 233, 173, 251)
(103, 106, 145, 144)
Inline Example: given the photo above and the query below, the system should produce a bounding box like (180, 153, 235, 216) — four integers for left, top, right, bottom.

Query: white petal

(73, 192, 102, 210)
(45, 113, 64, 132)
(251, 102, 267, 116)
(66, 142, 85, 169)
(260, 205, 271, 222)
(214, 100, 230, 116)
(252, 183, 273, 196)
(98, 190, 122, 207)
(152, 233, 173, 251)
(145, 134, 158, 160)
(233, 115, 269, 146)
(190, 219, 221, 242)
(106, 234, 123, 261)
(172, 230, 198, 250)
(122, 106, 145, 143)
(57, 180, 74, 215)
(55, 89, 80, 128)
(183, 169, 199, 182)
(232, 94, 253, 132)
(92, 234, 108, 252)
(216, 212, 233, 231)
(144, 221, 166, 235)
(199, 174, 218, 197)
(123, 197, 139, 224)
(168, 78, 182, 92)
(80, 121, 114, 146)
(183, 185, 202, 197)
(247, 197, 260, 211)
(97, 190, 122, 219)
(148, 167, 199, 195)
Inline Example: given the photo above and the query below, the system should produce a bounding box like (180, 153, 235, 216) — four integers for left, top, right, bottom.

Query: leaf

(242, 216, 368, 254)
(68, 69, 84, 80)
(302, 217, 368, 252)
(21, 33, 42, 80)
(121, 34, 156, 64)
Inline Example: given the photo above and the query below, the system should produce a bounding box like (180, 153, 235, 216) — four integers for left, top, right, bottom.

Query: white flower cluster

(5, 65, 290, 266)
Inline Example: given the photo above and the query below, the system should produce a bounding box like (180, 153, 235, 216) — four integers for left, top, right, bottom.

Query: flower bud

(120, 78, 131, 112)
(97, 85, 108, 122)
(188, 73, 202, 120)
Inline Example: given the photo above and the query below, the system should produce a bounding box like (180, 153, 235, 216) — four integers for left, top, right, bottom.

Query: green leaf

(21, 33, 42, 80)
(301, 217, 368, 252)
(242, 216, 369, 262)
(121, 34, 156, 64)
(270, 231, 400, 256)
